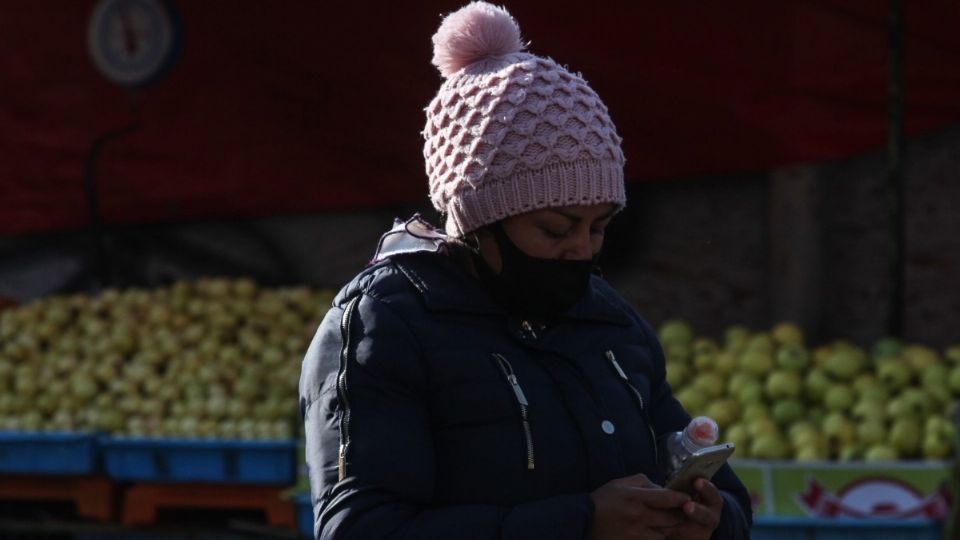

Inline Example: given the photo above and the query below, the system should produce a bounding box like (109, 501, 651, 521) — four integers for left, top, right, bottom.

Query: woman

(299, 3, 752, 539)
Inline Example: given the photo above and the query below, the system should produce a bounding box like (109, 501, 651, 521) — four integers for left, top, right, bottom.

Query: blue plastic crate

(752, 517, 943, 540)
(0, 431, 97, 475)
(296, 493, 314, 539)
(100, 437, 296, 484)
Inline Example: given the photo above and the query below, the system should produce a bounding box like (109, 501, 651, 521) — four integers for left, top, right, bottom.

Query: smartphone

(664, 443, 735, 494)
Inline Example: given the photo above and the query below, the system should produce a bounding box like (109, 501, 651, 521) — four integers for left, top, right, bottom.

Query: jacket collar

(374, 215, 632, 326)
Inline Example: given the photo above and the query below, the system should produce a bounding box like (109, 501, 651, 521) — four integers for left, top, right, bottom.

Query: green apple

(665, 361, 690, 389)
(888, 417, 922, 457)
(945, 345, 960, 365)
(705, 399, 740, 429)
(878, 359, 913, 391)
(921, 364, 949, 391)
(902, 345, 941, 375)
(948, 365, 960, 395)
(922, 433, 952, 459)
(823, 346, 866, 380)
(865, 444, 899, 462)
(794, 443, 826, 462)
(853, 373, 876, 393)
(692, 337, 719, 359)
(926, 416, 956, 440)
(747, 417, 779, 438)
(736, 380, 765, 407)
(812, 345, 832, 368)
(724, 423, 750, 451)
(852, 398, 887, 422)
(899, 388, 932, 417)
(233, 277, 258, 298)
(692, 354, 713, 371)
(690, 338, 719, 371)
(822, 412, 856, 447)
(765, 371, 803, 400)
(739, 351, 774, 377)
(728, 373, 759, 396)
(70, 374, 98, 400)
(788, 421, 819, 445)
(691, 372, 726, 399)
(887, 397, 912, 419)
(857, 419, 887, 446)
(675, 388, 707, 414)
(741, 403, 772, 423)
(713, 351, 738, 375)
(270, 420, 293, 440)
(228, 400, 249, 420)
(824, 385, 855, 411)
(771, 399, 806, 426)
(839, 443, 864, 461)
(856, 380, 889, 403)
(775, 344, 810, 372)
(218, 420, 238, 440)
(805, 369, 831, 402)
(771, 321, 804, 346)
(746, 334, 775, 355)
(750, 432, 790, 459)
(926, 385, 952, 409)
(21, 410, 44, 432)
(724, 325, 751, 353)
(659, 319, 694, 347)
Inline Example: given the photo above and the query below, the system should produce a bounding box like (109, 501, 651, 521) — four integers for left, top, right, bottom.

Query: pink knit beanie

(423, 1, 627, 237)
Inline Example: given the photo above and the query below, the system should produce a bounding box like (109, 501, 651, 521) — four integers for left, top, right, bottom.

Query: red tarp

(2, 1, 959, 234)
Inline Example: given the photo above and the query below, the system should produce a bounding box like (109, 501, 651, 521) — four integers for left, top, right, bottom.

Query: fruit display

(0, 278, 332, 440)
(660, 320, 960, 461)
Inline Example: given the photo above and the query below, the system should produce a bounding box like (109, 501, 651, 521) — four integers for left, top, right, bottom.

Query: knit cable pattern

(423, 54, 626, 236)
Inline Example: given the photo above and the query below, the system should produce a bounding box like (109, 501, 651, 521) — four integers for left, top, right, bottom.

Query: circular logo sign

(87, 0, 182, 88)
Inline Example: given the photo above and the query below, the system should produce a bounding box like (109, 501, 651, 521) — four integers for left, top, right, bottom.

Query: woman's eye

(542, 228, 566, 239)
(590, 228, 605, 237)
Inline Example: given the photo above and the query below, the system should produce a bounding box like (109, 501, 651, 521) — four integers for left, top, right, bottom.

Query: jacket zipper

(491, 353, 536, 470)
(605, 350, 660, 465)
(337, 295, 361, 481)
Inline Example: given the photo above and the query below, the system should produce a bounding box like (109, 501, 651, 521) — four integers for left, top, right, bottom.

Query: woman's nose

(562, 229, 594, 260)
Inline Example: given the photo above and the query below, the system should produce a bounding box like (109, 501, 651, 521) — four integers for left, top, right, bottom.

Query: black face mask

(473, 222, 598, 319)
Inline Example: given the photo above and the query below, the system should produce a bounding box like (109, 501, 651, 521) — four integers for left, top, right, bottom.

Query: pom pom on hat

(431, 2, 525, 78)
(423, 1, 626, 236)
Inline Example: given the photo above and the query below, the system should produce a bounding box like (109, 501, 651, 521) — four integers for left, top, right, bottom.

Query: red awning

(2, 1, 959, 234)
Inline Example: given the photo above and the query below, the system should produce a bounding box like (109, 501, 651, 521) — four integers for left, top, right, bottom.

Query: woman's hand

(589, 473, 691, 540)
(660, 478, 724, 540)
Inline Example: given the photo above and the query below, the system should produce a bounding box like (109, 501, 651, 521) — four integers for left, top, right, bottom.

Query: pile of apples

(661, 320, 960, 461)
(0, 278, 332, 440)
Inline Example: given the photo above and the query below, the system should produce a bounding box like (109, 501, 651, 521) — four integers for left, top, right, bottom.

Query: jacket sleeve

(640, 320, 754, 540)
(299, 292, 595, 540)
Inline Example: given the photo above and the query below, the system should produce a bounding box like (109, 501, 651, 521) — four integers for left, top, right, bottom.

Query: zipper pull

(521, 320, 538, 339)
(338, 443, 347, 480)
(607, 350, 647, 412)
(605, 350, 628, 380)
(491, 353, 537, 471)
(507, 374, 529, 406)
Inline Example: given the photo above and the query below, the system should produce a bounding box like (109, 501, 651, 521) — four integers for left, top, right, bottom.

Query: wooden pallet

(0, 475, 115, 522)
(122, 483, 295, 528)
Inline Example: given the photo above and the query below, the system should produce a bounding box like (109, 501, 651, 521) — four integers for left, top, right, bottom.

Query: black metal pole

(886, 0, 905, 339)
(82, 91, 142, 289)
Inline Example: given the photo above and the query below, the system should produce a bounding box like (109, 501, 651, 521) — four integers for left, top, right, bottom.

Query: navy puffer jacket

(299, 238, 752, 540)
